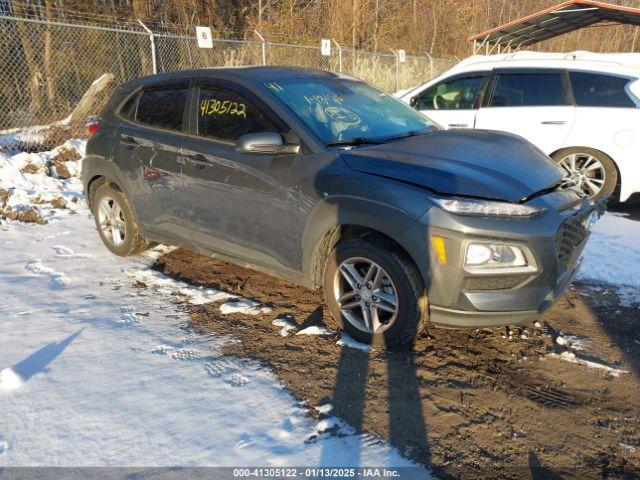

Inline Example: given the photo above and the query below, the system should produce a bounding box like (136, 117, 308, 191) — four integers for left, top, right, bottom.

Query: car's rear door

(113, 81, 192, 236)
(474, 69, 576, 154)
(410, 72, 489, 129)
(180, 79, 301, 271)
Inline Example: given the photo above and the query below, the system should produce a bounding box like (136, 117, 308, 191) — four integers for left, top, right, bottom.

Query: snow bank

(579, 212, 640, 294)
(0, 140, 85, 223)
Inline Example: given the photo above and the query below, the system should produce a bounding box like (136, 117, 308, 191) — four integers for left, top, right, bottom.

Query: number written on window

(197, 87, 276, 142)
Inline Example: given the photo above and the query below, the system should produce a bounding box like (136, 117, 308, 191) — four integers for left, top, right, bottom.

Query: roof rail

(457, 51, 640, 68)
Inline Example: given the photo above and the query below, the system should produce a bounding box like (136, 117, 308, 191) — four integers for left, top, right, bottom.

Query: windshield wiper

(326, 137, 382, 147)
(378, 129, 430, 143)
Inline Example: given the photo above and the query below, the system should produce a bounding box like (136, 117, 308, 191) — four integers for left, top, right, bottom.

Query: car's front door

(181, 80, 301, 271)
(474, 69, 576, 155)
(410, 72, 489, 129)
(112, 82, 192, 236)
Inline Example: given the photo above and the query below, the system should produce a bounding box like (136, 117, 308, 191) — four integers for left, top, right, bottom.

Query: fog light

(465, 243, 528, 269)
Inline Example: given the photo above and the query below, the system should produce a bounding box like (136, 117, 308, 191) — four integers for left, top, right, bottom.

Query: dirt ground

(152, 247, 640, 480)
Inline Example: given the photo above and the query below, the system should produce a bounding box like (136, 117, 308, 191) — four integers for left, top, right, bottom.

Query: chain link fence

(0, 13, 457, 143)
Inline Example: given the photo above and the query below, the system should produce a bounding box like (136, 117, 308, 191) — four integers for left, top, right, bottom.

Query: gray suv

(83, 67, 600, 347)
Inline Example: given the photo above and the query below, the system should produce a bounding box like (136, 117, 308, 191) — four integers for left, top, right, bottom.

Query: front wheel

(323, 238, 429, 348)
(552, 148, 618, 201)
(91, 182, 148, 256)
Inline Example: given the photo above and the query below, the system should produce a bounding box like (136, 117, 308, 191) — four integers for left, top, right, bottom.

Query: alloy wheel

(557, 153, 606, 198)
(333, 257, 399, 334)
(97, 196, 127, 247)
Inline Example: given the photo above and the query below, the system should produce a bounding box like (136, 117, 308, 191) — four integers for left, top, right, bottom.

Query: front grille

(555, 212, 589, 270)
(464, 274, 531, 291)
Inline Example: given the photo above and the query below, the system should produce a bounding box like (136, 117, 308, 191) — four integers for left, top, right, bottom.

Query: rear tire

(323, 238, 429, 348)
(91, 182, 148, 257)
(552, 148, 617, 202)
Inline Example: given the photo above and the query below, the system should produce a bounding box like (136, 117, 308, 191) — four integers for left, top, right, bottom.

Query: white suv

(399, 51, 640, 202)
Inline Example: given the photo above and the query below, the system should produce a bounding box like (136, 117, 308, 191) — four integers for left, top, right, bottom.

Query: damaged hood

(340, 129, 564, 202)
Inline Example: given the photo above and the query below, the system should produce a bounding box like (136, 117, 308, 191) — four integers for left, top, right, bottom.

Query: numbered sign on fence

(321, 39, 331, 56)
(196, 26, 213, 48)
(398, 49, 406, 63)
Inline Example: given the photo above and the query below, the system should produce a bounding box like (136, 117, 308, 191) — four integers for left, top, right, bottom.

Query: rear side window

(488, 73, 567, 107)
(197, 86, 276, 142)
(119, 93, 138, 120)
(569, 71, 636, 108)
(136, 84, 189, 131)
(413, 74, 486, 110)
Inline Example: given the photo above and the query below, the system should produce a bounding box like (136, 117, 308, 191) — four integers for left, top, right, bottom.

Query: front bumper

(429, 257, 583, 328)
(400, 190, 600, 329)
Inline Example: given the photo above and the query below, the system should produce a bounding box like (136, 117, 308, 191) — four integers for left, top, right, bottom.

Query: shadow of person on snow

(4, 328, 84, 383)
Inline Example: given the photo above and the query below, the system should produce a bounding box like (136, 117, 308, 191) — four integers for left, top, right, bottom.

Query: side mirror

(235, 132, 300, 155)
(409, 96, 418, 108)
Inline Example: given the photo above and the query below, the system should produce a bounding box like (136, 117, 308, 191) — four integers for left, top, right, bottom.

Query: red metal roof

(469, 0, 640, 48)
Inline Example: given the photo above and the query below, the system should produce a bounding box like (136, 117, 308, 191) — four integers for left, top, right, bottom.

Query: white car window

(569, 71, 638, 108)
(412, 75, 486, 111)
(488, 73, 567, 107)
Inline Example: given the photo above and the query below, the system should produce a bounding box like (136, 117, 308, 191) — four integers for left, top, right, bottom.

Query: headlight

(431, 197, 544, 218)
(465, 242, 532, 271)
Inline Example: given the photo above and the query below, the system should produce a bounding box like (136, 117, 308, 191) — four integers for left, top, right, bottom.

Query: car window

(197, 86, 277, 143)
(413, 75, 486, 110)
(488, 73, 567, 107)
(119, 92, 138, 120)
(136, 84, 189, 131)
(570, 71, 636, 108)
(262, 78, 438, 145)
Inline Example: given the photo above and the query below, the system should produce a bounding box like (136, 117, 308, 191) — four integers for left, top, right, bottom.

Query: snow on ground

(579, 211, 640, 296)
(0, 142, 430, 472)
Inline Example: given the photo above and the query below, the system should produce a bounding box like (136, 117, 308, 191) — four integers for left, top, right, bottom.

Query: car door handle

(182, 153, 209, 168)
(120, 135, 139, 147)
(541, 120, 566, 125)
(448, 123, 468, 128)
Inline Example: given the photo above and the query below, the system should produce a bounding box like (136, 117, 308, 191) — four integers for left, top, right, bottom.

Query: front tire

(323, 238, 429, 348)
(91, 182, 148, 257)
(552, 148, 618, 201)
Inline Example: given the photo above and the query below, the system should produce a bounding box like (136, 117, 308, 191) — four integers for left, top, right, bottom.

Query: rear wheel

(92, 183, 148, 256)
(323, 238, 428, 348)
(552, 148, 617, 201)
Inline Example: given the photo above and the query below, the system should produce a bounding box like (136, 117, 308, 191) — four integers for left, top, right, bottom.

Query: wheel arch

(302, 197, 422, 289)
(83, 155, 133, 207)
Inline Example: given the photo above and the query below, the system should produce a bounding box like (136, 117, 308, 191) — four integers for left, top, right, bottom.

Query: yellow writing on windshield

(303, 93, 344, 106)
(265, 82, 284, 92)
(199, 98, 247, 118)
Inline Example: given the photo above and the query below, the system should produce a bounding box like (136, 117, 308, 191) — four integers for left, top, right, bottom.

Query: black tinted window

(197, 86, 276, 142)
(570, 71, 636, 108)
(414, 75, 486, 110)
(136, 85, 188, 131)
(120, 93, 138, 120)
(489, 73, 567, 107)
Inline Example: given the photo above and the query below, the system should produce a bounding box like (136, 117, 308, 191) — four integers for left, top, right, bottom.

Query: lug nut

(372, 296, 377, 302)
(366, 282, 372, 289)
(365, 302, 370, 307)
(356, 295, 361, 300)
